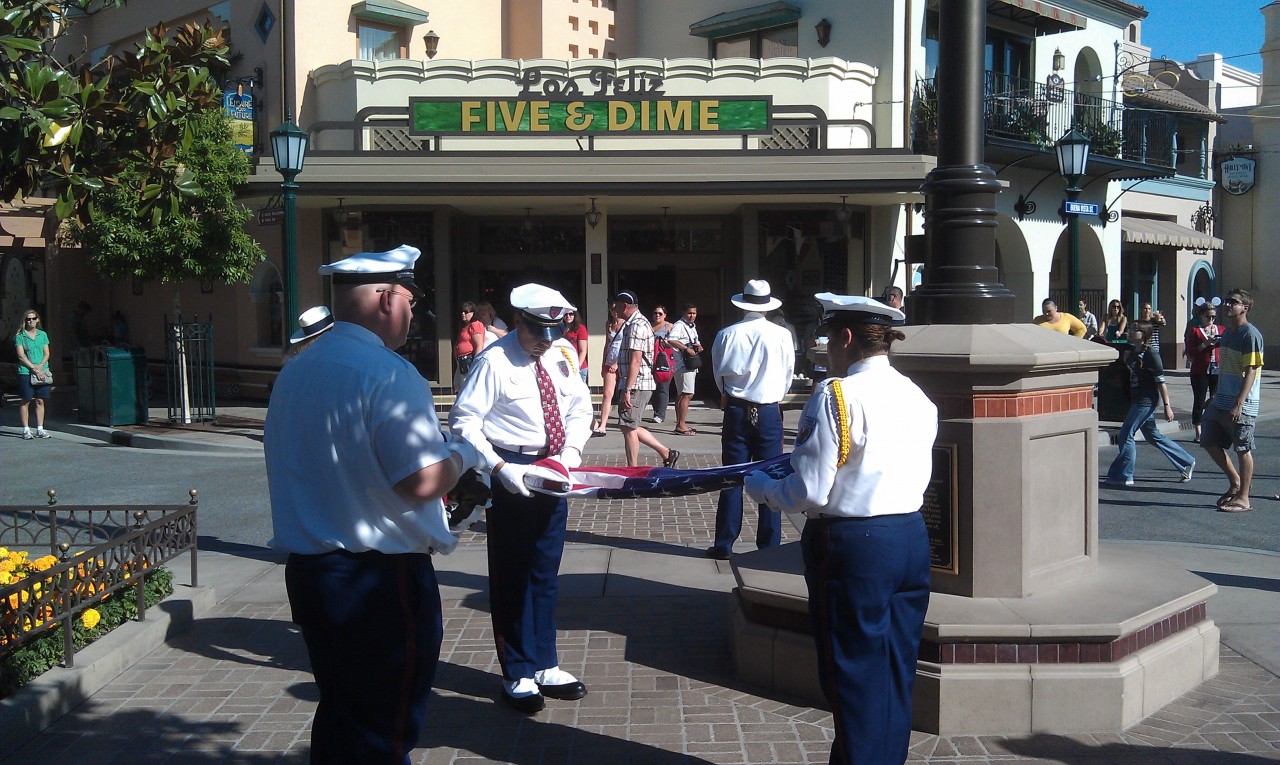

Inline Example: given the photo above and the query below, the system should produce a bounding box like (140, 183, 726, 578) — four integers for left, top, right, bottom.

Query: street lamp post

(270, 113, 310, 340)
(1055, 128, 1091, 316)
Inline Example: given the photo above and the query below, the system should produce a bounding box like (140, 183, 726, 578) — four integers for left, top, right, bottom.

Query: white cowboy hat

(290, 305, 335, 344)
(731, 279, 782, 312)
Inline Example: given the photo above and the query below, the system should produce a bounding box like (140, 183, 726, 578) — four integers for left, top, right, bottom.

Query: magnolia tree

(0, 0, 264, 283)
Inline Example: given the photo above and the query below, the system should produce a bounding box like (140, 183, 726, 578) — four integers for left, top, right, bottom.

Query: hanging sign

(1220, 156, 1256, 195)
(1045, 74, 1065, 104)
(222, 89, 255, 157)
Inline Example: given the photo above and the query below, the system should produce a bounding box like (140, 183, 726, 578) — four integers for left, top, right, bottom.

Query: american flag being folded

(522, 454, 794, 499)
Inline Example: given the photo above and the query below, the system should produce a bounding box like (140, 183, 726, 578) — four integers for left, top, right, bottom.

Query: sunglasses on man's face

(1223, 299, 1242, 307)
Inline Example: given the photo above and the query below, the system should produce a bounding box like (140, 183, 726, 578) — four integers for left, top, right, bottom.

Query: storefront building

(3, 0, 1226, 393)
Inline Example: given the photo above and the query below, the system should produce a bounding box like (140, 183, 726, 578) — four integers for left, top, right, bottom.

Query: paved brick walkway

(4, 451, 1278, 763)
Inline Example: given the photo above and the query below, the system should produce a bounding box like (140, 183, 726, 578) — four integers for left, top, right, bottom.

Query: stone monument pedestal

(728, 325, 1219, 734)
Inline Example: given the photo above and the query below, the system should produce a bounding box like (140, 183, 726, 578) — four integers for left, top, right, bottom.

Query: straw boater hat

(731, 279, 783, 312)
(290, 306, 335, 344)
(815, 292, 906, 326)
(317, 244, 425, 299)
(511, 283, 577, 342)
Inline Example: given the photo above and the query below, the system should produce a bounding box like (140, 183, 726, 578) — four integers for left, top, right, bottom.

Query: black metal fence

(0, 490, 199, 667)
(913, 73, 1177, 168)
(165, 316, 216, 423)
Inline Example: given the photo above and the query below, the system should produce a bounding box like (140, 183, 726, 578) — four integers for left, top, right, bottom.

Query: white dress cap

(511, 283, 577, 341)
(318, 244, 424, 298)
(815, 292, 906, 326)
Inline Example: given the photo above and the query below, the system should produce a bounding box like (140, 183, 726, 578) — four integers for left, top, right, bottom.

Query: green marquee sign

(410, 97, 771, 136)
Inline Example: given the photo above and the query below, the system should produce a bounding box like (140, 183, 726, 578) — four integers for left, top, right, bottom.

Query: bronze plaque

(923, 443, 959, 574)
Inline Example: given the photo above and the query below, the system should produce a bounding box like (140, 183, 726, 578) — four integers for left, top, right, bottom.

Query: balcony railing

(912, 72, 1177, 169)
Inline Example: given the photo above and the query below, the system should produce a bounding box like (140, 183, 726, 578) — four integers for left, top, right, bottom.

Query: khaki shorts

(1201, 403, 1255, 453)
(675, 371, 697, 395)
(620, 389, 653, 429)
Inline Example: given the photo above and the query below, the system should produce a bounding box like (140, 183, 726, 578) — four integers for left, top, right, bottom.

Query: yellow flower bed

(0, 547, 145, 647)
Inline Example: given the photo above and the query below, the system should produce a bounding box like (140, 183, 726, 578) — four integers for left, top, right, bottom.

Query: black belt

(726, 396, 778, 408)
(494, 444, 549, 458)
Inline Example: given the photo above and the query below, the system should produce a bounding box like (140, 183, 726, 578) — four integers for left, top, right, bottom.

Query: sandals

(1216, 490, 1240, 508)
(591, 429, 607, 438)
(674, 428, 697, 436)
(1218, 500, 1252, 513)
(663, 450, 681, 469)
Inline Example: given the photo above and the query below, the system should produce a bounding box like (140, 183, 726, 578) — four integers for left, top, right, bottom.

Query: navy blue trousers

(713, 400, 783, 553)
(801, 513, 931, 765)
(286, 550, 442, 765)
(487, 450, 569, 682)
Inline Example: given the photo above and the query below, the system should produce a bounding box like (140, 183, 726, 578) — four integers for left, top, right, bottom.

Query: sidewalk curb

(51, 421, 262, 455)
(0, 584, 216, 751)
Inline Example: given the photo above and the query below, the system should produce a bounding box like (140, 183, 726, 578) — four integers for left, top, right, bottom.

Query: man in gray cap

(743, 293, 937, 765)
(450, 283, 595, 714)
(265, 244, 481, 764)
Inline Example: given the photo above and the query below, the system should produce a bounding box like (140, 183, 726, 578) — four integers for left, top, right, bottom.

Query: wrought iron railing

(165, 316, 216, 424)
(912, 73, 1177, 169)
(0, 490, 199, 667)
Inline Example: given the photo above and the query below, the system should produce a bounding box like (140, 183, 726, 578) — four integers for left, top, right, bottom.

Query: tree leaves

(0, 2, 232, 228)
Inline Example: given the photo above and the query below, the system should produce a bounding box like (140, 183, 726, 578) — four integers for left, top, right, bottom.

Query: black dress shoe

(537, 680, 588, 700)
(502, 691, 546, 714)
(705, 546, 731, 560)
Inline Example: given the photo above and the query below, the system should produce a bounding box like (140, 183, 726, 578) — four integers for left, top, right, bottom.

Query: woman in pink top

(1185, 303, 1224, 443)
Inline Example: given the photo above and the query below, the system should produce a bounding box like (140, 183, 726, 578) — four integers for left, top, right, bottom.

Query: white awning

(1121, 218, 1223, 250)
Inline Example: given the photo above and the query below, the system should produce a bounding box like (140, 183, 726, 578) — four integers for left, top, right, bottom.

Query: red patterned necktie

(535, 361, 565, 455)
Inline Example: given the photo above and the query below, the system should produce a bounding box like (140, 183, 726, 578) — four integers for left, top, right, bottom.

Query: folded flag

(521, 454, 794, 499)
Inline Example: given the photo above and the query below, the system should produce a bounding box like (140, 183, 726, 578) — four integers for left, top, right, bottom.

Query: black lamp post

(1055, 127, 1091, 315)
(270, 113, 310, 340)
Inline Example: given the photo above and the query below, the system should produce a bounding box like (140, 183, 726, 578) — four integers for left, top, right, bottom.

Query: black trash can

(75, 347, 96, 424)
(1097, 342, 1131, 423)
(91, 346, 147, 426)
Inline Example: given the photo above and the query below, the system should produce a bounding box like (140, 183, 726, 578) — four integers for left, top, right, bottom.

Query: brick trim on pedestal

(918, 602, 1207, 664)
(932, 386, 1094, 420)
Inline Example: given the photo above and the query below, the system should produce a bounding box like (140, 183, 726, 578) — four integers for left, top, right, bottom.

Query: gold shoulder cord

(830, 379, 851, 467)
(559, 346, 575, 368)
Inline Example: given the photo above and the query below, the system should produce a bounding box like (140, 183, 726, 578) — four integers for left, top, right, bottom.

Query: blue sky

(1136, 0, 1265, 73)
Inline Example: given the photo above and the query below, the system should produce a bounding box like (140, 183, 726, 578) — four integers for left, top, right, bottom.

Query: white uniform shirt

(450, 333, 594, 469)
(265, 322, 456, 555)
(757, 355, 937, 518)
(667, 319, 700, 373)
(711, 313, 796, 404)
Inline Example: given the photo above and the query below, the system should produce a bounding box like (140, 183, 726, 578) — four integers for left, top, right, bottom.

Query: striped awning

(1121, 217, 1223, 250)
(993, 0, 1086, 32)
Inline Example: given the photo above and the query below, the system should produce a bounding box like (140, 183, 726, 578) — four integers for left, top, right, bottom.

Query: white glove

(558, 447, 582, 470)
(744, 471, 772, 505)
(445, 435, 483, 473)
(494, 462, 533, 497)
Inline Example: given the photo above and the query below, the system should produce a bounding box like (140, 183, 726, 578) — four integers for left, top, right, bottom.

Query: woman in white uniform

(746, 293, 937, 765)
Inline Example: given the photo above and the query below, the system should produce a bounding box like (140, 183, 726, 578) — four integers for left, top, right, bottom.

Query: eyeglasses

(1205, 314, 1217, 319)
(653, 311, 665, 316)
(377, 288, 417, 308)
(1223, 298, 1242, 307)
(24, 316, 38, 321)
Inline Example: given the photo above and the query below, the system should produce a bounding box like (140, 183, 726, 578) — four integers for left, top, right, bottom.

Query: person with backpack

(612, 290, 680, 469)
(707, 280, 795, 560)
(648, 305, 674, 424)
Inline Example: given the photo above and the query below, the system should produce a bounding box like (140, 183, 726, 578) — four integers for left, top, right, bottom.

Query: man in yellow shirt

(1034, 299, 1087, 338)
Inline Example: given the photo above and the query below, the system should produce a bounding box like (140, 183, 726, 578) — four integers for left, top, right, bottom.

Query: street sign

(258, 208, 284, 226)
(1064, 201, 1099, 216)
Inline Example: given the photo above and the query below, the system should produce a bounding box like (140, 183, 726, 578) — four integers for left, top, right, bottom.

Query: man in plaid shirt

(611, 290, 681, 469)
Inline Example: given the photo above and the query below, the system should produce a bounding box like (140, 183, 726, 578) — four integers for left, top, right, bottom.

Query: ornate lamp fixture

(424, 30, 440, 59)
(585, 198, 602, 229)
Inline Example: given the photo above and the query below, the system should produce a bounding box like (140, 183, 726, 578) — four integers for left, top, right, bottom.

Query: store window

(712, 24, 798, 59)
(358, 22, 404, 61)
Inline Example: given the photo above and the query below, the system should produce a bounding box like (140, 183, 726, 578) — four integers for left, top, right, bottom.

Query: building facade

(1, 0, 1231, 395)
